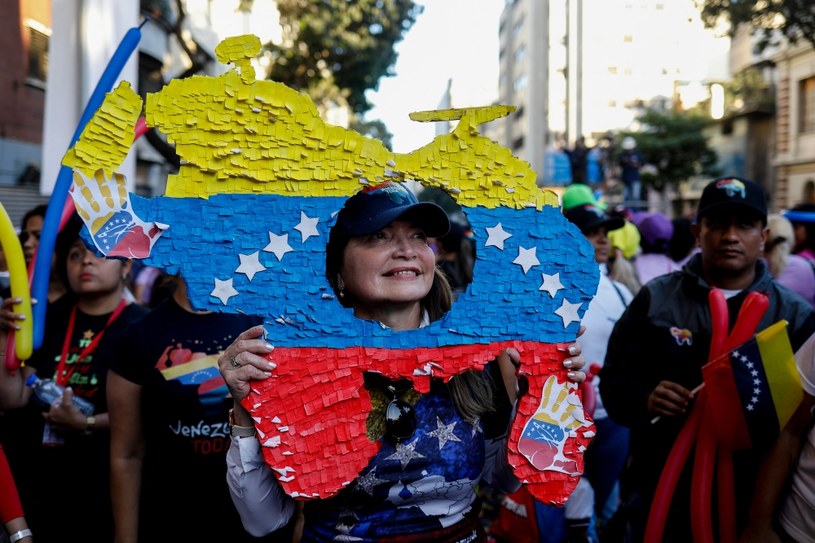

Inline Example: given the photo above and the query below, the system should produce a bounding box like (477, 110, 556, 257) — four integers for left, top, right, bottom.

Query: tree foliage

(724, 67, 774, 113)
(620, 108, 719, 192)
(350, 118, 393, 150)
(267, 0, 422, 114)
(698, 0, 815, 51)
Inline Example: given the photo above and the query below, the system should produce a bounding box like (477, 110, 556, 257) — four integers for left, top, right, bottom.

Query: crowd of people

(1, 173, 815, 542)
(562, 136, 644, 211)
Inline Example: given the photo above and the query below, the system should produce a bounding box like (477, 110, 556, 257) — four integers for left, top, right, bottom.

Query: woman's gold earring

(337, 277, 345, 299)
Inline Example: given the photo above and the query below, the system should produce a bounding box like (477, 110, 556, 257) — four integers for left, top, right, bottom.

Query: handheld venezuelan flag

(702, 320, 802, 450)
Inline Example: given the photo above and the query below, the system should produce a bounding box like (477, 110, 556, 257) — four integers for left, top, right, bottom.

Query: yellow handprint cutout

(70, 169, 167, 258)
(517, 375, 591, 475)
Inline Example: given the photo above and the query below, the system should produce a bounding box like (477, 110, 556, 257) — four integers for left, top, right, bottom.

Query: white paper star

(235, 251, 266, 281)
(485, 223, 512, 250)
(262, 232, 293, 261)
(427, 417, 462, 450)
(555, 299, 582, 328)
(294, 212, 320, 243)
(539, 272, 564, 297)
(513, 246, 540, 274)
(211, 278, 239, 305)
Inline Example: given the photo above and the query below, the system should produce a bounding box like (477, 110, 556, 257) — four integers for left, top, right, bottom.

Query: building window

(513, 136, 524, 151)
(801, 77, 815, 133)
(512, 18, 523, 38)
(515, 45, 526, 63)
(26, 20, 50, 86)
(513, 73, 527, 91)
(608, 66, 618, 75)
(803, 179, 815, 203)
(623, 35, 633, 43)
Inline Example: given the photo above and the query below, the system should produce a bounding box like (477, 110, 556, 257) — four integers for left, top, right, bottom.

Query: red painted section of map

(244, 341, 594, 502)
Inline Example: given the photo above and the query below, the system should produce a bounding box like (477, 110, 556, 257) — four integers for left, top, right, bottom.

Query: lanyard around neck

(55, 299, 127, 387)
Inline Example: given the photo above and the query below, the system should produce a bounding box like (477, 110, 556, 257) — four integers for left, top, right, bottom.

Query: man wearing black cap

(600, 177, 815, 541)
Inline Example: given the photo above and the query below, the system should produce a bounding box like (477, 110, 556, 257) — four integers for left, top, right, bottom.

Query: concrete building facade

(495, 0, 551, 184)
(495, 0, 728, 187)
(774, 40, 815, 210)
(0, 0, 52, 224)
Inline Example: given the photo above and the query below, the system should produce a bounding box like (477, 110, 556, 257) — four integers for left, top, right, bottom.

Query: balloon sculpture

(645, 289, 770, 542)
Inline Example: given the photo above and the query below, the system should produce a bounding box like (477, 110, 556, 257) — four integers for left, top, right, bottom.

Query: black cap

(335, 181, 450, 238)
(696, 176, 767, 223)
(564, 204, 624, 234)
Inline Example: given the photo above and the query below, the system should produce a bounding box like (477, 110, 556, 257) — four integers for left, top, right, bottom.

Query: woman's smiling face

(340, 220, 436, 321)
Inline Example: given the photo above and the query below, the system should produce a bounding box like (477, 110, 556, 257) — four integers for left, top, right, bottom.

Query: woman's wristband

(9, 528, 33, 543)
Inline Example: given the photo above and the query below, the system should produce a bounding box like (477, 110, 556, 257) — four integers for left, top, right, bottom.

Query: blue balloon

(784, 210, 815, 224)
(31, 24, 142, 349)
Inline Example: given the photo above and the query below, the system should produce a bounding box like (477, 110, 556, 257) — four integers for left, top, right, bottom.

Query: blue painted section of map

(84, 193, 598, 348)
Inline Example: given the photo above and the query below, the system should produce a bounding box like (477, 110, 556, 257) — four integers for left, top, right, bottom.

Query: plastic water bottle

(25, 374, 95, 415)
(25, 375, 95, 446)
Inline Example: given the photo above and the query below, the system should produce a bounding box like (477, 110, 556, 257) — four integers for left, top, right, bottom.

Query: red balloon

(724, 291, 769, 351)
(644, 399, 703, 542)
(708, 288, 728, 361)
(717, 445, 737, 543)
(690, 391, 716, 543)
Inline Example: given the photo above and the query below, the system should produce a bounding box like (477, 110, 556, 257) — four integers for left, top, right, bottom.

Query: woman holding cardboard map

(217, 181, 587, 542)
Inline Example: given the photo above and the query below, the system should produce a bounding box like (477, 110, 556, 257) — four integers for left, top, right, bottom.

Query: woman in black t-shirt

(0, 214, 147, 543)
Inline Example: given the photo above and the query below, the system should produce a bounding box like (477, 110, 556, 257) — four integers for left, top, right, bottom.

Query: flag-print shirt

(228, 365, 516, 542)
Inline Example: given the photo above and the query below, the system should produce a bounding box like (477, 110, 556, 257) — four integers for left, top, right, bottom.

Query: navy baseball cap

(696, 176, 767, 223)
(564, 204, 624, 234)
(335, 182, 450, 238)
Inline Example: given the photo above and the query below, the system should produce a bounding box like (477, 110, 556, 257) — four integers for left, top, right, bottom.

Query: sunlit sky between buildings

(363, 0, 729, 154)
(366, 0, 504, 154)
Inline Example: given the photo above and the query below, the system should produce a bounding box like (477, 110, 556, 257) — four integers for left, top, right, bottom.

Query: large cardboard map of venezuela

(67, 35, 598, 503)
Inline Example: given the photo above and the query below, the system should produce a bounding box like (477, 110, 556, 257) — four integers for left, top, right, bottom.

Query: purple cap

(335, 182, 450, 238)
(635, 212, 674, 248)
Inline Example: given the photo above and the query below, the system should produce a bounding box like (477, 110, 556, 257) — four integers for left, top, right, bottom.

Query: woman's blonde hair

(766, 213, 794, 278)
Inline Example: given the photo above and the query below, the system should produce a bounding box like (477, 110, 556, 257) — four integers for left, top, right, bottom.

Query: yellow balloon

(0, 202, 33, 360)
